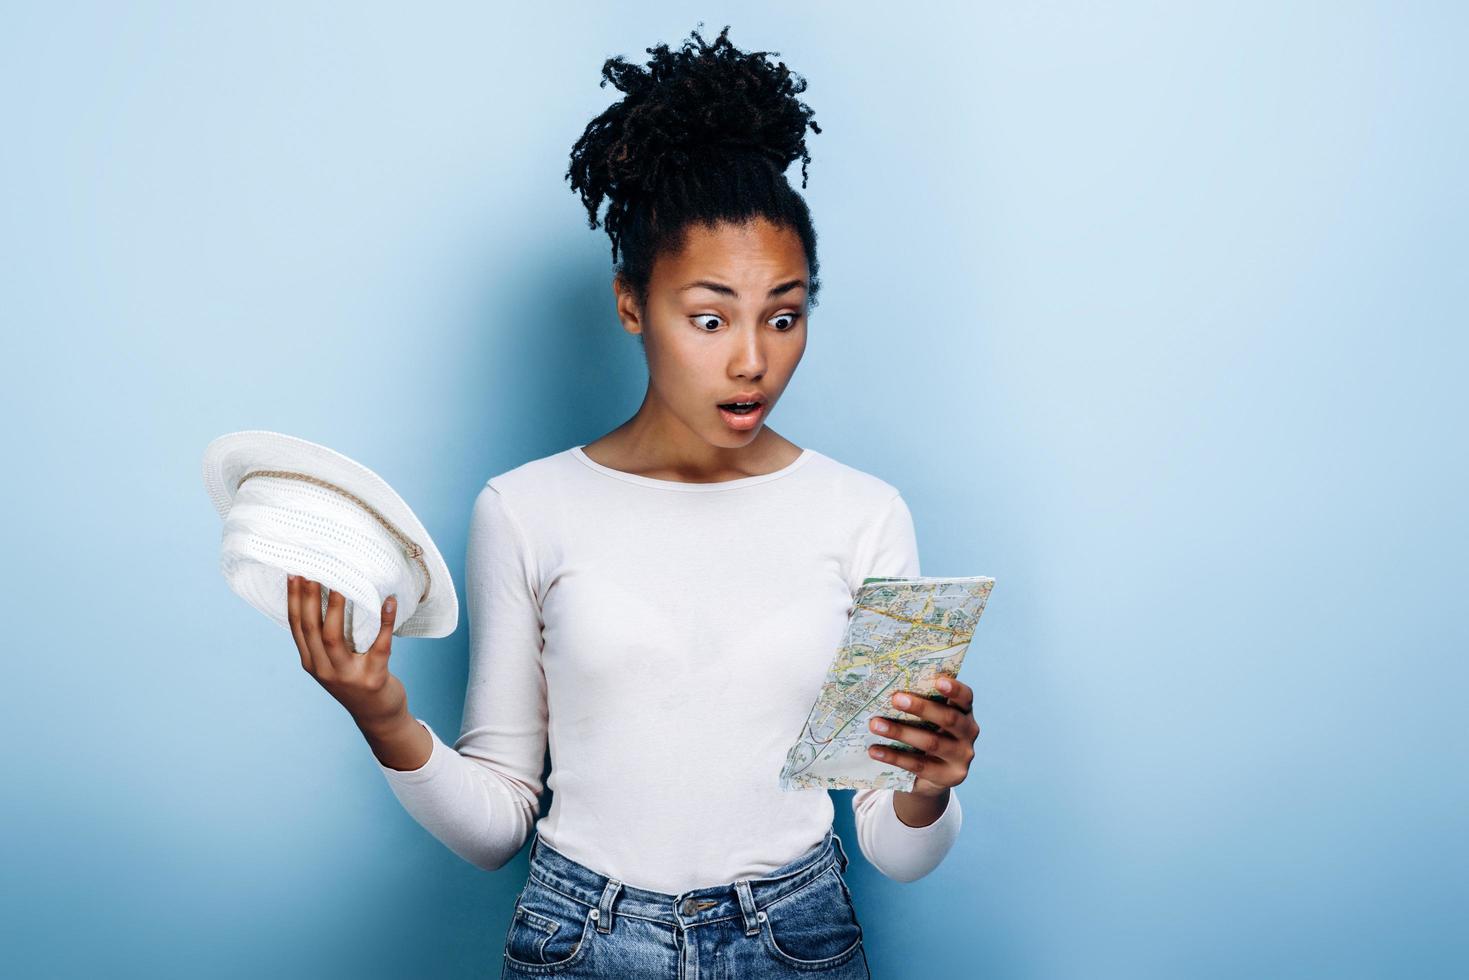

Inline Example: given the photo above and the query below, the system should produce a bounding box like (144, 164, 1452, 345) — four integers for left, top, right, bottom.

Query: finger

(287, 575, 311, 671)
(870, 715, 961, 761)
(935, 673, 975, 715)
(891, 689, 970, 739)
(298, 579, 332, 676)
(867, 740, 948, 781)
(934, 673, 981, 738)
(365, 594, 398, 669)
(319, 586, 353, 669)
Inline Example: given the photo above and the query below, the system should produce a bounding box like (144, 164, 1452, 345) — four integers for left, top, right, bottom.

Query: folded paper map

(779, 575, 996, 792)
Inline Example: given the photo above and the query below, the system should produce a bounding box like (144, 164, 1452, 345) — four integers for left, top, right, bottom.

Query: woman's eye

(689, 313, 801, 332)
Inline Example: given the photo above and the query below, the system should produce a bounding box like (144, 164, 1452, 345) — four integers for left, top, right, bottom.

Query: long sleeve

(374, 483, 548, 872)
(848, 492, 965, 882)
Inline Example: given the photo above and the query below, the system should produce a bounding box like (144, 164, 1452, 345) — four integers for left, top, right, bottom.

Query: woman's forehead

(654, 219, 808, 290)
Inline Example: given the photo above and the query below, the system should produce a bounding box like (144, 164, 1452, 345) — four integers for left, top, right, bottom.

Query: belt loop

(832, 831, 850, 874)
(596, 878, 622, 934)
(734, 879, 760, 937)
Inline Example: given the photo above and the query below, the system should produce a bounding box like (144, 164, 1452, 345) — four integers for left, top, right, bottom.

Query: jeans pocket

(502, 878, 596, 974)
(758, 866, 865, 969)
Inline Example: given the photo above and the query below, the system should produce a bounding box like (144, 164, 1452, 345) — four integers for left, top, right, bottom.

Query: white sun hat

(202, 430, 459, 653)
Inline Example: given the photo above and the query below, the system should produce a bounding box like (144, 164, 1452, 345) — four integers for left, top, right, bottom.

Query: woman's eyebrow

(679, 278, 807, 298)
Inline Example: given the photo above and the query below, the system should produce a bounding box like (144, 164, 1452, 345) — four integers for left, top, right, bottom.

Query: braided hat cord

(236, 469, 430, 603)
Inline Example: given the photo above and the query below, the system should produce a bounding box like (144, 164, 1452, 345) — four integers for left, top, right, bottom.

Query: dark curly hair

(565, 23, 824, 316)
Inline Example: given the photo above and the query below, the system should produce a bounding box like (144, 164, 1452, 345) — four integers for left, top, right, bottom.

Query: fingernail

(386, 596, 396, 612)
(894, 693, 911, 708)
(938, 678, 952, 693)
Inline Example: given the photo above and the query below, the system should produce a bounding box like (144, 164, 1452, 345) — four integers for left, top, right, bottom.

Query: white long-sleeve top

(376, 444, 963, 893)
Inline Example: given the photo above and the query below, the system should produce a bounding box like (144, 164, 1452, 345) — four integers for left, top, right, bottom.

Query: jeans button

(680, 898, 697, 916)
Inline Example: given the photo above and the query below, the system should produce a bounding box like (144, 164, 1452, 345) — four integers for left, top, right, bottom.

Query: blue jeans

(500, 826, 871, 978)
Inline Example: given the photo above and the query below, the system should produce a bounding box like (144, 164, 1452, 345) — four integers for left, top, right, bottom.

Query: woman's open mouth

(717, 400, 765, 430)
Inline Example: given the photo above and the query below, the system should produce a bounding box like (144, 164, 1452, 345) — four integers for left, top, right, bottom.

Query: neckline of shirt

(569, 444, 817, 492)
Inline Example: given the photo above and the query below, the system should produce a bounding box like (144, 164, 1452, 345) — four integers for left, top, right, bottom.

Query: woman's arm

(373, 482, 549, 873)
(846, 491, 967, 882)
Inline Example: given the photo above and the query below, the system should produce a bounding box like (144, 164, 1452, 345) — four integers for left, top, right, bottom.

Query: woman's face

(614, 217, 810, 452)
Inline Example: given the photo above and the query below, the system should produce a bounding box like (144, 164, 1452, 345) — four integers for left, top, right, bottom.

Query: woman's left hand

(867, 672, 978, 798)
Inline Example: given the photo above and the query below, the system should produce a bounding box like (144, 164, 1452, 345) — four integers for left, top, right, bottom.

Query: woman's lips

(717, 401, 766, 430)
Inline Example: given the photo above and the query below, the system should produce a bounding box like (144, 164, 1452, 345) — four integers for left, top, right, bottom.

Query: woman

(286, 24, 980, 978)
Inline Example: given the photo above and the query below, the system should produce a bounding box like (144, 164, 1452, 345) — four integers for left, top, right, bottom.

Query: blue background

(2, 3, 1463, 977)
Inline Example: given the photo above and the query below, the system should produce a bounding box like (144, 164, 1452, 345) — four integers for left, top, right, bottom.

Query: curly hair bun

(567, 23, 823, 228)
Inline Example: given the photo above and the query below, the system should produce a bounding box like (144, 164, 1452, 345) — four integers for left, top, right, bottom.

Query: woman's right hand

(286, 574, 407, 730)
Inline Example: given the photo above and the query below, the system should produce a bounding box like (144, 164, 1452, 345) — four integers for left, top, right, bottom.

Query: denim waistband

(524, 826, 852, 935)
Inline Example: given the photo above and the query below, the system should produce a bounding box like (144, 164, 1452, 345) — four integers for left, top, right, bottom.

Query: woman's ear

(612, 275, 644, 338)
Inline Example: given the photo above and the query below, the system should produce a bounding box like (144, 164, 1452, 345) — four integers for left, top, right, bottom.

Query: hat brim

(202, 429, 458, 639)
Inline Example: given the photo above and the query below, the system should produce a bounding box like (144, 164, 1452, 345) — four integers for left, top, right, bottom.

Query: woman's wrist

(892, 786, 950, 828)
(356, 706, 432, 772)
